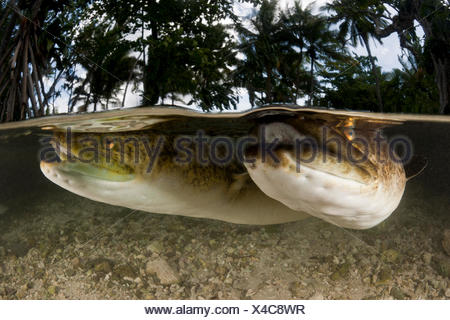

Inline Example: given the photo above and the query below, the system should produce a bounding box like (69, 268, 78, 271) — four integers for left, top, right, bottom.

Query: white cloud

(353, 33, 403, 71)
(279, 0, 331, 10)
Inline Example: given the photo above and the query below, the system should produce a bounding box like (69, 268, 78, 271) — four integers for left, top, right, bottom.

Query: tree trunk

(142, 1, 161, 106)
(265, 65, 273, 104)
(431, 55, 449, 114)
(308, 55, 314, 106)
(122, 52, 142, 108)
(70, 77, 89, 113)
(122, 79, 130, 108)
(43, 68, 64, 106)
(28, 43, 45, 116)
(363, 37, 383, 112)
(375, 1, 448, 113)
(20, 36, 30, 119)
(0, 2, 17, 55)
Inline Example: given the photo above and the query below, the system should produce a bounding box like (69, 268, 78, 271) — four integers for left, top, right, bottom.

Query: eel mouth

(40, 133, 137, 183)
(40, 155, 137, 207)
(40, 159, 135, 183)
(40, 158, 147, 217)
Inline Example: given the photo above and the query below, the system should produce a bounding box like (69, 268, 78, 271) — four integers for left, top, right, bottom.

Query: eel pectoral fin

(227, 172, 250, 199)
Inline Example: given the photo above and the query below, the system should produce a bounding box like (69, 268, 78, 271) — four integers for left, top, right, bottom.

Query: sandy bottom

(0, 123, 449, 300)
(0, 177, 449, 299)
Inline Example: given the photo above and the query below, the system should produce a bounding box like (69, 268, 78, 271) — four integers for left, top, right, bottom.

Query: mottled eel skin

(40, 117, 406, 229)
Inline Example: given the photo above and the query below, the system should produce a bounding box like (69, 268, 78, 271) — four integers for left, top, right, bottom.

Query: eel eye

(342, 118, 355, 141)
(344, 128, 355, 141)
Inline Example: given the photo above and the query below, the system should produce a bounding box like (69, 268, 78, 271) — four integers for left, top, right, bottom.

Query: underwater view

(0, 0, 449, 308)
(0, 108, 448, 300)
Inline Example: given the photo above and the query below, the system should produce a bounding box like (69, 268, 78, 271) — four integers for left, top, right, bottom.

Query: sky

(56, 0, 406, 113)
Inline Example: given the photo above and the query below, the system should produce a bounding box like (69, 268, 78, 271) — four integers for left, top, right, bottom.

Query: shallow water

(0, 120, 449, 299)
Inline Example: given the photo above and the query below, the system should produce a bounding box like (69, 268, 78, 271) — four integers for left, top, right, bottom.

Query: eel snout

(244, 122, 406, 230)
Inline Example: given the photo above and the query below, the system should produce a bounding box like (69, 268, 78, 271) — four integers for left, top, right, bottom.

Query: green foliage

(70, 23, 137, 111)
(235, 0, 349, 107)
(323, 0, 388, 111)
(0, 0, 448, 121)
(282, 1, 348, 105)
(320, 55, 440, 113)
(383, 66, 439, 113)
(235, 0, 296, 107)
(93, 0, 257, 110)
(323, 0, 387, 47)
(375, 0, 450, 113)
(142, 17, 238, 110)
(320, 57, 378, 111)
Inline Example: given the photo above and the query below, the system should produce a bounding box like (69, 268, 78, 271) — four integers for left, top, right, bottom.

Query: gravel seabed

(0, 123, 449, 300)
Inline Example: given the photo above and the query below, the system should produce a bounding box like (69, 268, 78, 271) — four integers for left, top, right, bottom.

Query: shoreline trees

(0, 0, 448, 122)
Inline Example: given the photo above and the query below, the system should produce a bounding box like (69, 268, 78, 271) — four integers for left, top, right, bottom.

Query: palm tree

(70, 23, 137, 112)
(235, 0, 298, 106)
(236, 0, 280, 105)
(278, 1, 313, 103)
(282, 1, 347, 106)
(323, 0, 387, 112)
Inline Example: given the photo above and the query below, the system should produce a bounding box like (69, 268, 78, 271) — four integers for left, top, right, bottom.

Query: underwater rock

(85, 258, 114, 275)
(330, 262, 350, 281)
(112, 264, 138, 281)
(145, 258, 180, 285)
(309, 293, 324, 299)
(146, 241, 164, 255)
(15, 284, 28, 299)
(382, 249, 400, 263)
(375, 267, 392, 285)
(8, 241, 30, 258)
(432, 256, 450, 278)
(71, 257, 81, 269)
(4, 287, 17, 298)
(320, 230, 332, 240)
(252, 284, 292, 300)
(423, 252, 432, 265)
(290, 282, 310, 299)
(47, 285, 58, 296)
(442, 229, 450, 256)
(95, 261, 112, 274)
(390, 287, 405, 299)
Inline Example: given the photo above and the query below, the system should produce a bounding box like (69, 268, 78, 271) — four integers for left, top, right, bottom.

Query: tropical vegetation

(0, 0, 448, 122)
